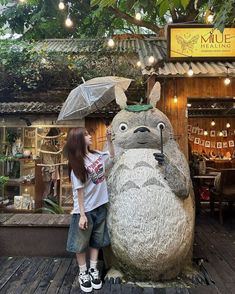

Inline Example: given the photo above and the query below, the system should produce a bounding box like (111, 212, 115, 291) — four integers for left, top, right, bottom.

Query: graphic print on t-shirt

(86, 155, 105, 184)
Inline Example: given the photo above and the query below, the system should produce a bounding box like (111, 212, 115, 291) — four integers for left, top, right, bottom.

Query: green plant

(36, 197, 64, 214)
(0, 175, 9, 188)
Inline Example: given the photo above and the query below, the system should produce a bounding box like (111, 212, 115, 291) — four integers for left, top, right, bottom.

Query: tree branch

(108, 7, 162, 35)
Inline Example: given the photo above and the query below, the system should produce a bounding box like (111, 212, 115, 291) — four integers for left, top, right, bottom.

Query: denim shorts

(66, 204, 110, 253)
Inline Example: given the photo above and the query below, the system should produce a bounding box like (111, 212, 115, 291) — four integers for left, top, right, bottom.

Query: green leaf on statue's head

(125, 104, 153, 112)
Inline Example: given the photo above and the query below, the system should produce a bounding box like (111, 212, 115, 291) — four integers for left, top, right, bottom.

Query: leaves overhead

(0, 0, 234, 39)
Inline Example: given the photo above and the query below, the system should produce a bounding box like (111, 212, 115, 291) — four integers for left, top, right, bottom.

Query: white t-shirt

(71, 151, 110, 214)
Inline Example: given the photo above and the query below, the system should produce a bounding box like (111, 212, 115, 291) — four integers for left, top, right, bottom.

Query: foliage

(0, 0, 233, 39)
(36, 197, 64, 214)
(0, 39, 142, 98)
(0, 175, 9, 187)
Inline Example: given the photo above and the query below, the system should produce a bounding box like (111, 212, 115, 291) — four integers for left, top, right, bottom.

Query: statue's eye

(119, 123, 128, 132)
(157, 122, 165, 130)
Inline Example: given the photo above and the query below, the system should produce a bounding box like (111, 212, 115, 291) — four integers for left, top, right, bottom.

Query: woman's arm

(106, 127, 115, 158)
(77, 188, 88, 230)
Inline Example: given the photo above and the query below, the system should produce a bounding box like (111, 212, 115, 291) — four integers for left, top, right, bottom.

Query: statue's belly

(107, 149, 194, 280)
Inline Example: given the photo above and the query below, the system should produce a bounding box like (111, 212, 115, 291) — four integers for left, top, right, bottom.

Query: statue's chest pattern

(108, 149, 172, 195)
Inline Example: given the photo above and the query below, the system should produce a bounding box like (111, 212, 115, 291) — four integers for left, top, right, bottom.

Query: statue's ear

(149, 82, 161, 107)
(115, 86, 127, 109)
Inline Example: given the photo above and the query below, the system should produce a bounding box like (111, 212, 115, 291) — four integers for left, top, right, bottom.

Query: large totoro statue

(106, 82, 195, 281)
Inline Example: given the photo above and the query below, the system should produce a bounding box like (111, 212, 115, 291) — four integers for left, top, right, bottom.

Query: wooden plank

(110, 283, 122, 294)
(0, 257, 43, 294)
(188, 285, 221, 293)
(46, 258, 72, 293)
(58, 258, 78, 294)
(0, 257, 25, 291)
(25, 258, 53, 293)
(33, 258, 63, 293)
(0, 214, 14, 224)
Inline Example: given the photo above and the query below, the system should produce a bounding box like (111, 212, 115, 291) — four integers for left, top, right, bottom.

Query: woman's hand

(79, 214, 88, 230)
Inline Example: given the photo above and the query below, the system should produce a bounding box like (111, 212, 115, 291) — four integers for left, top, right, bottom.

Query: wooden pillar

(146, 75, 156, 103)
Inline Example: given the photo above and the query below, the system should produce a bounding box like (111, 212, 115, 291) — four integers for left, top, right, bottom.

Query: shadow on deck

(0, 209, 234, 293)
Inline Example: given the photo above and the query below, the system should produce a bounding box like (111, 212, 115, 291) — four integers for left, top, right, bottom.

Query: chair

(210, 168, 235, 224)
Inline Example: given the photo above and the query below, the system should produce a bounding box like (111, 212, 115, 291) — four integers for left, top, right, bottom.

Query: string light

(65, 16, 73, 27)
(107, 38, 115, 47)
(226, 122, 231, 128)
(207, 14, 214, 23)
(135, 12, 142, 21)
(211, 119, 215, 126)
(58, 1, 65, 10)
(136, 60, 141, 67)
(204, 130, 208, 136)
(173, 95, 178, 103)
(148, 55, 155, 64)
(219, 130, 223, 137)
(224, 66, 231, 85)
(187, 103, 192, 107)
(187, 63, 194, 76)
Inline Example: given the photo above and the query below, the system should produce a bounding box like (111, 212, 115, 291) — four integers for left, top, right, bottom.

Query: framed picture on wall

(205, 141, 210, 148)
(229, 140, 234, 147)
(217, 142, 222, 149)
(194, 137, 200, 144)
(188, 135, 194, 142)
(199, 139, 205, 146)
(222, 130, 228, 137)
(223, 142, 228, 148)
(198, 129, 203, 135)
(192, 127, 197, 134)
(210, 130, 215, 137)
(211, 141, 216, 148)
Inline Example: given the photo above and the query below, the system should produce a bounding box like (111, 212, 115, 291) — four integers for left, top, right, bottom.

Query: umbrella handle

(81, 77, 86, 83)
(160, 124, 164, 154)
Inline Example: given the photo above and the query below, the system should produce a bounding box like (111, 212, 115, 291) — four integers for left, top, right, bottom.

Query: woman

(66, 127, 114, 293)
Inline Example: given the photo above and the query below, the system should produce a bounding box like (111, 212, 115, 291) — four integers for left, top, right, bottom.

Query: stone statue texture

(106, 104, 195, 281)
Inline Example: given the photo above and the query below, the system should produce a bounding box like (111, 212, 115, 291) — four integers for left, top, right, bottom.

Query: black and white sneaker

(89, 268, 102, 290)
(78, 270, 92, 293)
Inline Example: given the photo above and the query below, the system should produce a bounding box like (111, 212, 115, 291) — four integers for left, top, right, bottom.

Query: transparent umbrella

(57, 76, 132, 121)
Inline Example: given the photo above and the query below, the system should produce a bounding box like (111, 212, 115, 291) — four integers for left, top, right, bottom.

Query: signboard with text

(167, 25, 235, 60)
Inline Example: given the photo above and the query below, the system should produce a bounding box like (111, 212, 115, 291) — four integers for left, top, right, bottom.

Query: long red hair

(65, 127, 94, 183)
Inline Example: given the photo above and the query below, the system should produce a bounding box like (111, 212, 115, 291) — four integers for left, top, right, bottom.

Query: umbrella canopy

(57, 76, 132, 121)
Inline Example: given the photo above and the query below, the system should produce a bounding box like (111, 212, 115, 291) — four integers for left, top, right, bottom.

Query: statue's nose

(134, 127, 150, 133)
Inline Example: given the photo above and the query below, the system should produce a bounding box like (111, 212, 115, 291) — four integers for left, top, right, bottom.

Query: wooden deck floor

(0, 211, 234, 294)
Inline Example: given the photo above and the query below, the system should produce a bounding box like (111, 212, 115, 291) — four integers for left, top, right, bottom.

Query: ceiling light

(187, 63, 194, 76)
(204, 130, 208, 136)
(211, 119, 215, 126)
(224, 77, 231, 86)
(226, 122, 230, 128)
(136, 61, 141, 67)
(219, 130, 223, 136)
(173, 95, 178, 103)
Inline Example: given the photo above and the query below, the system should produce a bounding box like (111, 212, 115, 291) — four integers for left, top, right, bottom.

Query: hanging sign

(167, 25, 235, 60)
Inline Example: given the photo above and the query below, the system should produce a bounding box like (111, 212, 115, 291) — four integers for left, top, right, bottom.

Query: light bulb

(207, 14, 214, 23)
(226, 122, 230, 128)
(219, 130, 223, 137)
(59, 1, 65, 10)
(19, 0, 26, 3)
(65, 17, 73, 27)
(136, 60, 141, 67)
(148, 56, 155, 64)
(135, 12, 141, 20)
(224, 77, 231, 85)
(204, 130, 208, 136)
(211, 120, 215, 126)
(108, 38, 115, 47)
(173, 95, 178, 103)
(187, 103, 192, 107)
(187, 65, 194, 76)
